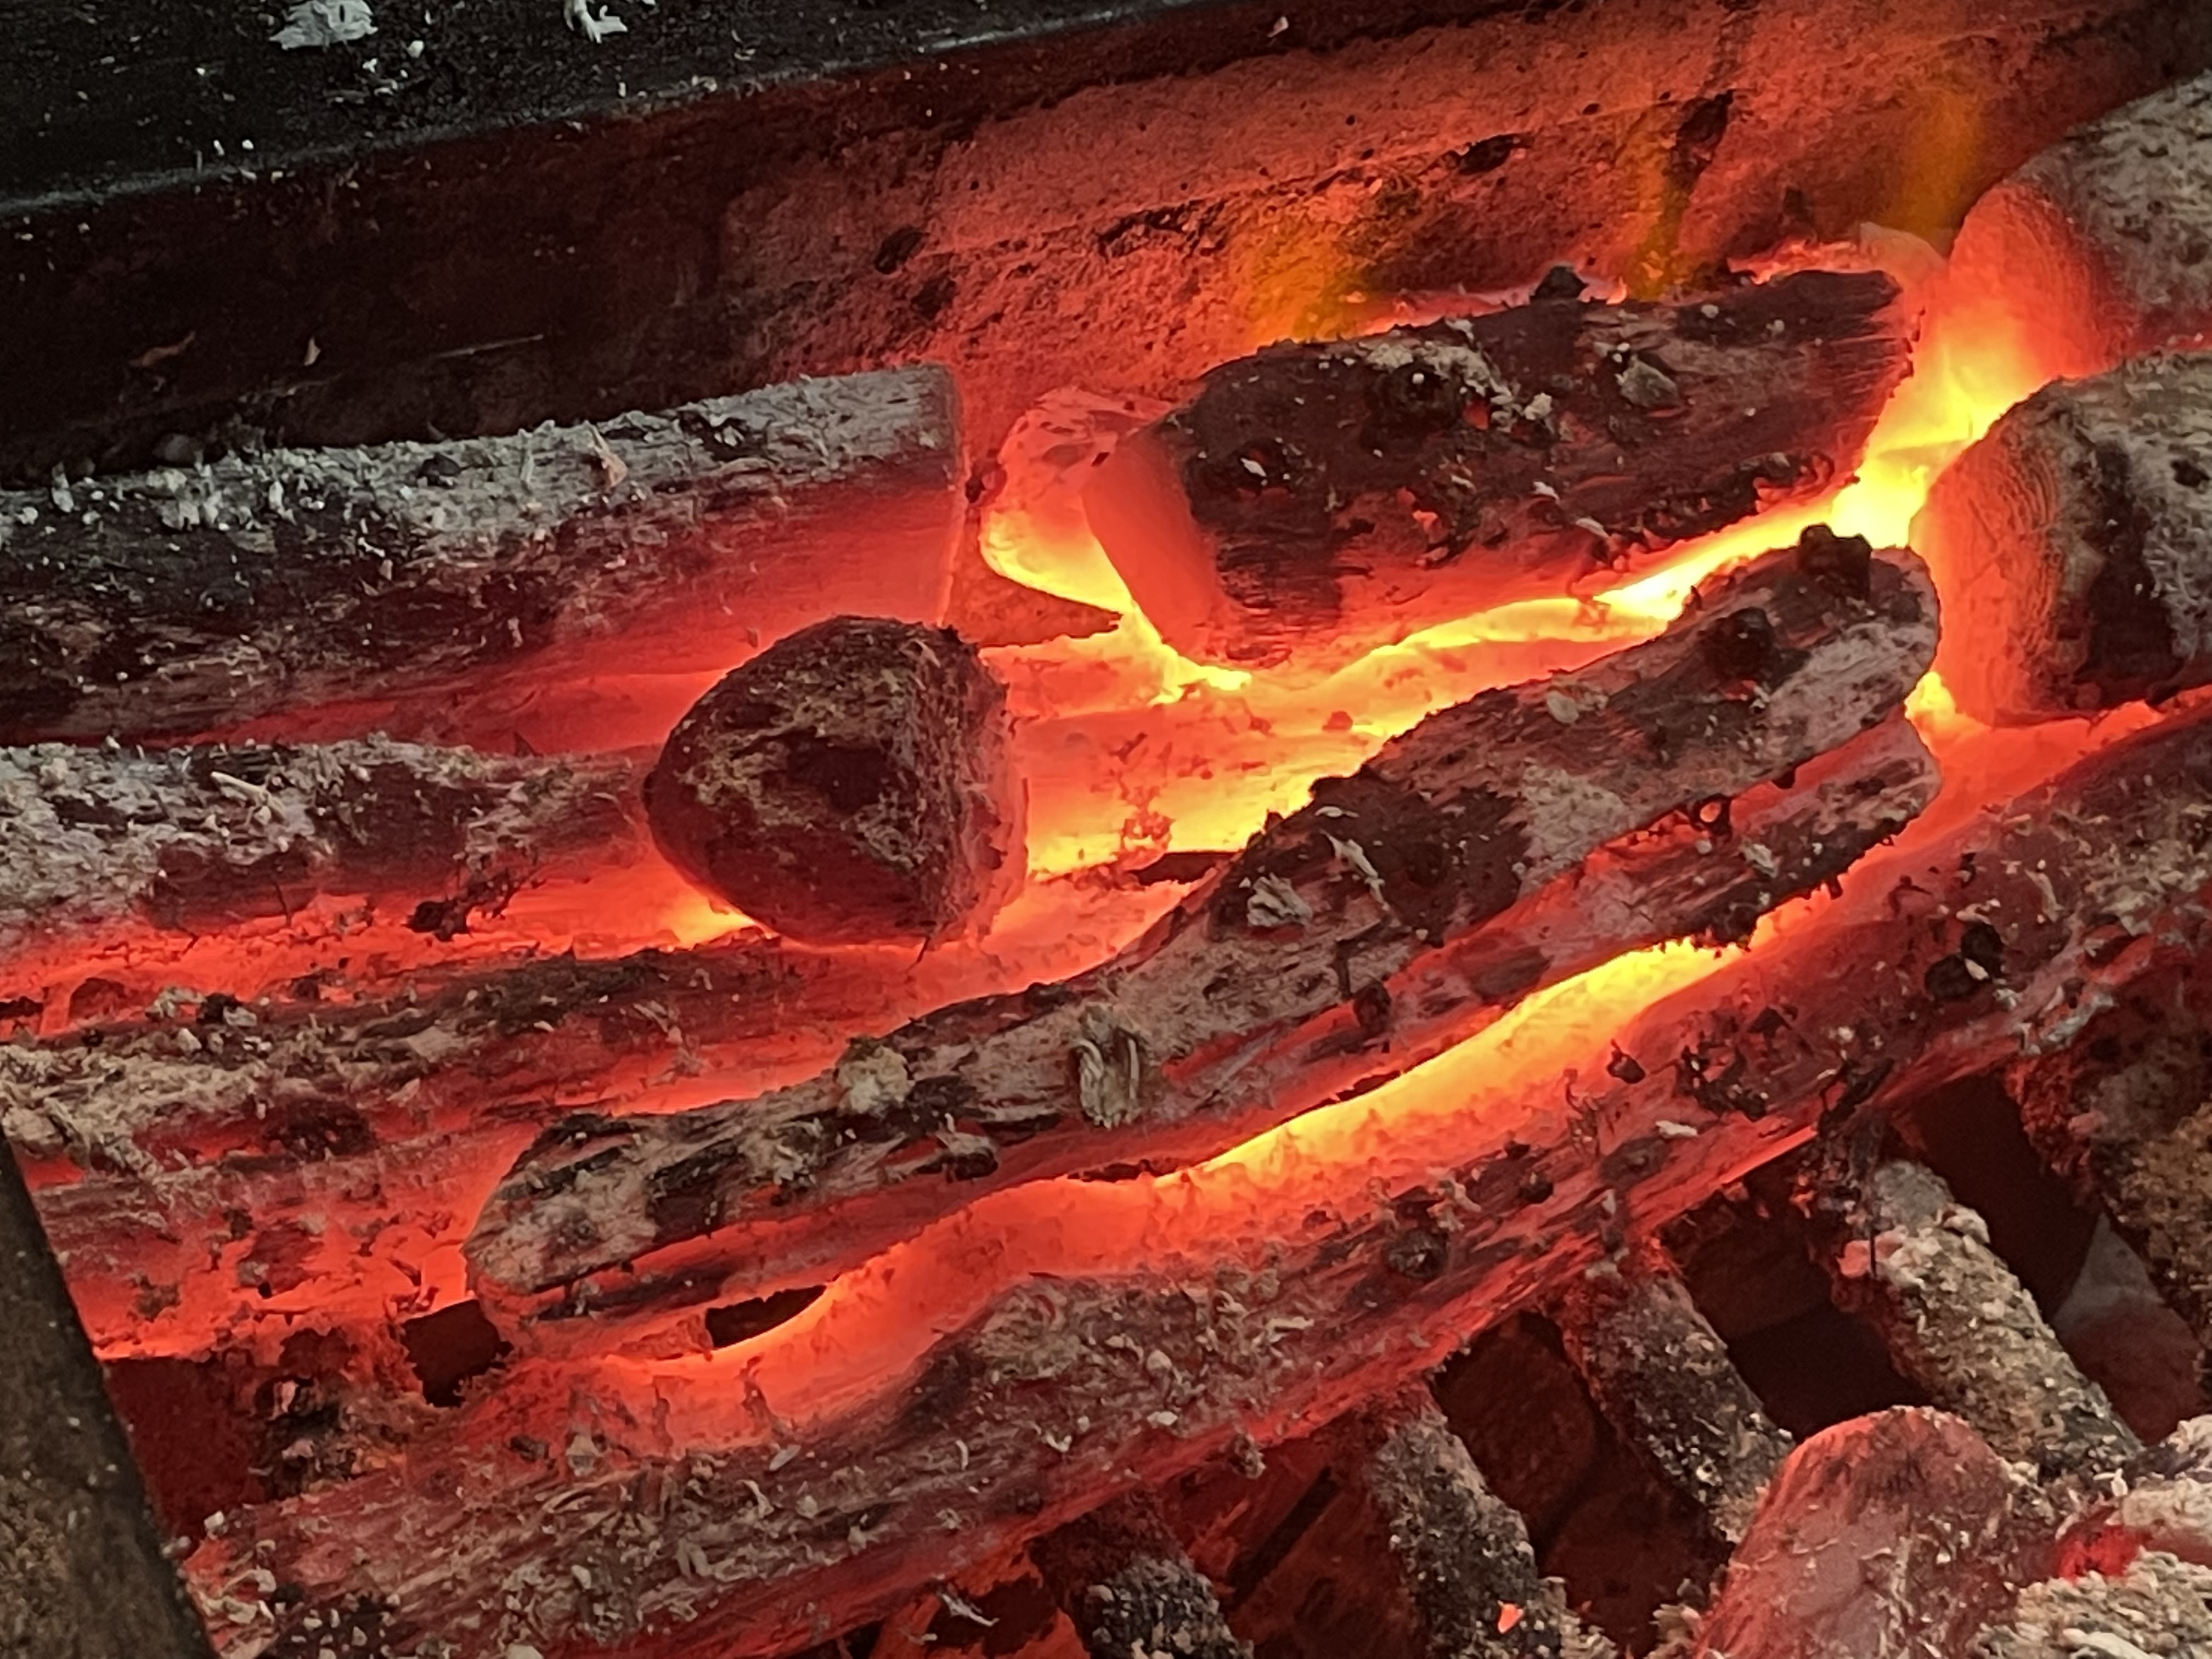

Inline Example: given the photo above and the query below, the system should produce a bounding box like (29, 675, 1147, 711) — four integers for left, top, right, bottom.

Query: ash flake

(273, 0, 374, 48)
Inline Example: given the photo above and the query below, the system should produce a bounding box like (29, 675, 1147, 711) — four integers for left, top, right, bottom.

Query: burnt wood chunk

(1031, 1496, 1250, 1659)
(1554, 1248, 1790, 1548)
(1341, 1390, 1615, 1659)
(466, 536, 1938, 1352)
(644, 617, 1021, 946)
(1914, 354, 2212, 724)
(1083, 270, 1909, 674)
(1949, 71, 2212, 383)
(0, 365, 963, 746)
(0, 738, 641, 984)
(177, 700, 2212, 1659)
(1810, 1158, 2140, 1479)
(1692, 1409, 2049, 1659)
(2010, 981, 2212, 1348)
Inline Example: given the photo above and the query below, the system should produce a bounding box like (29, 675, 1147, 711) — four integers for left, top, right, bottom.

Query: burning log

(2009, 979, 2212, 1347)
(1810, 1158, 2141, 1479)
(1082, 270, 1910, 674)
(1030, 1496, 1249, 1659)
(1340, 1389, 1615, 1659)
(645, 617, 1022, 946)
(467, 535, 1940, 1349)
(0, 737, 641, 976)
(1949, 71, 2212, 384)
(1913, 354, 2212, 725)
(0, 366, 964, 746)
(1553, 1248, 1788, 1547)
(1688, 1408, 2049, 1659)
(181, 678, 2212, 1659)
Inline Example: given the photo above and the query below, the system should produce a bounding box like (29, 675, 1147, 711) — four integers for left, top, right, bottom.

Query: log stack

(174, 680, 2212, 1659)
(466, 532, 1940, 1351)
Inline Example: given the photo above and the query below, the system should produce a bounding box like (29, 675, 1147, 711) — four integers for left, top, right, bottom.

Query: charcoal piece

(1973, 1553, 2212, 1659)
(1914, 354, 2212, 724)
(1031, 1495, 1250, 1659)
(1083, 270, 1909, 675)
(644, 616, 1021, 946)
(0, 365, 964, 746)
(1694, 1408, 2050, 1659)
(1340, 1389, 1616, 1659)
(1810, 1158, 2140, 1479)
(1554, 1247, 1790, 1548)
(2011, 984, 2212, 1349)
(0, 737, 642, 986)
(1949, 71, 2212, 384)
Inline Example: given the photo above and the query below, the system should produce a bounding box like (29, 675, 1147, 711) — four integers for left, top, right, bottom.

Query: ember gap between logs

(9, 3, 2212, 1658)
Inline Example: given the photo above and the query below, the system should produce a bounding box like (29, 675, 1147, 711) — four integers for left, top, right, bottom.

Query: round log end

(645, 617, 1023, 945)
(1916, 358, 2212, 725)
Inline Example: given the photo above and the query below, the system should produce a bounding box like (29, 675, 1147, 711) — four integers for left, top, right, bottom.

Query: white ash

(273, 0, 375, 49)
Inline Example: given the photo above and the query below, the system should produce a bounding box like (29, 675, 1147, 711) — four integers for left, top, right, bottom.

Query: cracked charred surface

(467, 536, 1937, 1352)
(1084, 270, 1910, 675)
(181, 696, 2212, 1659)
(0, 366, 962, 747)
(1915, 353, 2212, 724)
(0, 737, 642, 990)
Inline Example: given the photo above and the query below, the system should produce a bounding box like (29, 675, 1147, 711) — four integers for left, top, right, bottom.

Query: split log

(1914, 353, 2212, 725)
(1810, 1158, 2141, 1479)
(1030, 1496, 1249, 1659)
(0, 737, 642, 977)
(2010, 974, 2212, 1347)
(1949, 72, 2212, 386)
(467, 535, 1939, 1351)
(1339, 1390, 1616, 1659)
(1553, 1248, 1789, 1547)
(645, 617, 1022, 946)
(0, 366, 964, 746)
(1690, 1409, 2049, 1659)
(1082, 270, 1909, 674)
(179, 682, 2212, 1659)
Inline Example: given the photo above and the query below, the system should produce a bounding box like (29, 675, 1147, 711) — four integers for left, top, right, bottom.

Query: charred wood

(1914, 354, 2212, 724)
(1340, 1389, 1615, 1659)
(176, 683, 2212, 1659)
(0, 737, 641, 980)
(1554, 1248, 1789, 1548)
(2010, 975, 2212, 1348)
(1031, 1495, 1249, 1659)
(467, 536, 1939, 1351)
(1949, 71, 2212, 385)
(645, 617, 1021, 946)
(1689, 1408, 2051, 1659)
(0, 366, 963, 746)
(1082, 272, 1909, 674)
(1809, 1157, 2141, 1479)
